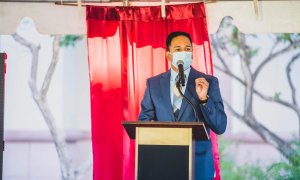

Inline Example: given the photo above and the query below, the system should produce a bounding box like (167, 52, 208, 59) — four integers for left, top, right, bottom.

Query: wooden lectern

(122, 121, 209, 180)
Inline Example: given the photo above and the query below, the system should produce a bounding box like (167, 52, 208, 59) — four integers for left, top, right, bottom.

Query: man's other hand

(195, 77, 209, 101)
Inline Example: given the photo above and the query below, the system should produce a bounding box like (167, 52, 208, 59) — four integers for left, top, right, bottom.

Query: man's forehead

(173, 44, 192, 47)
(171, 36, 192, 46)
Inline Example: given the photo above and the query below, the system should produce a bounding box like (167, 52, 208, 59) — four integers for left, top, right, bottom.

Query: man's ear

(166, 51, 172, 62)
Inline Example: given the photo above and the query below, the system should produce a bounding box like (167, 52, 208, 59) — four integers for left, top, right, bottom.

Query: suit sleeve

(200, 77, 227, 134)
(138, 79, 156, 121)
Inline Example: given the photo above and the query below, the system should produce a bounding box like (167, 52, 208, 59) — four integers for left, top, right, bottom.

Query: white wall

(62, 39, 91, 131)
(1, 17, 92, 179)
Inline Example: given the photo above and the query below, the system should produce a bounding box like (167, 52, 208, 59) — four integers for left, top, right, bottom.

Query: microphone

(175, 61, 200, 123)
(176, 60, 185, 87)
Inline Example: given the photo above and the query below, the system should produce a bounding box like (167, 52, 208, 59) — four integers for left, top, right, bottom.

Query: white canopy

(1, 1, 300, 35)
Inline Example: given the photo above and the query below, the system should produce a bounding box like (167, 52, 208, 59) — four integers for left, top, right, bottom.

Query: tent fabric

(2, 1, 300, 35)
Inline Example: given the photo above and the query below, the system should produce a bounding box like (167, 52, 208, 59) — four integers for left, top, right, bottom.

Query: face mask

(171, 51, 193, 70)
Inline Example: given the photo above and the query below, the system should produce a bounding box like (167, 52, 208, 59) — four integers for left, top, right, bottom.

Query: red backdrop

(86, 3, 221, 180)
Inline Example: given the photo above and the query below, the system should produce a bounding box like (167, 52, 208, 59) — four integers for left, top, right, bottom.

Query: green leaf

(248, 48, 259, 59)
(59, 35, 83, 47)
(274, 92, 282, 101)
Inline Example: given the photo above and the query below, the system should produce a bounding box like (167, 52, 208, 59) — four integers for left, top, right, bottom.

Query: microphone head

(176, 60, 184, 66)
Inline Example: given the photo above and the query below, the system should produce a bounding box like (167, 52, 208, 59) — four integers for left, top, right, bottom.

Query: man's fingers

(195, 78, 209, 87)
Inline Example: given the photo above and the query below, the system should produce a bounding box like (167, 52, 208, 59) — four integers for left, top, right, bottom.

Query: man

(138, 31, 227, 179)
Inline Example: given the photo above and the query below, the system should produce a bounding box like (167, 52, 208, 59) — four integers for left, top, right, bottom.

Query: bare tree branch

(36, 100, 73, 179)
(224, 99, 298, 164)
(223, 100, 244, 119)
(253, 39, 300, 81)
(212, 18, 300, 164)
(213, 43, 300, 115)
(247, 116, 297, 163)
(40, 35, 60, 100)
(13, 33, 73, 179)
(12, 33, 91, 180)
(238, 32, 254, 116)
(216, 58, 300, 120)
(75, 155, 93, 179)
(254, 90, 300, 113)
(214, 64, 245, 85)
(12, 33, 40, 94)
(286, 52, 300, 106)
(269, 39, 280, 55)
(286, 51, 300, 139)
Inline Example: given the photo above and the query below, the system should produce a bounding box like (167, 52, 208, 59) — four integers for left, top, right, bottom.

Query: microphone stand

(176, 79, 200, 123)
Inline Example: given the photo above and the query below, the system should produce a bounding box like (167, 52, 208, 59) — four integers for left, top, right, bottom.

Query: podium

(122, 121, 209, 180)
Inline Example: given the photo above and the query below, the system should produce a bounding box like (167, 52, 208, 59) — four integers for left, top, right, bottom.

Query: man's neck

(171, 65, 179, 73)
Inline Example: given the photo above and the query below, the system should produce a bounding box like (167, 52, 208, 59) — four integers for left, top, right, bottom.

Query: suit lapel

(177, 85, 193, 120)
(159, 71, 174, 120)
(177, 68, 199, 121)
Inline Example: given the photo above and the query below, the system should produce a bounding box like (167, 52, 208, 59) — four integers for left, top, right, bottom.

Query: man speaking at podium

(138, 31, 227, 179)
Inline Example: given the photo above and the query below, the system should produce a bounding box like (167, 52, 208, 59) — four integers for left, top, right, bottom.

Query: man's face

(166, 35, 192, 63)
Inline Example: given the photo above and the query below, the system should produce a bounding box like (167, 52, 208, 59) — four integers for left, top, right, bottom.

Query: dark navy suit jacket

(138, 67, 227, 179)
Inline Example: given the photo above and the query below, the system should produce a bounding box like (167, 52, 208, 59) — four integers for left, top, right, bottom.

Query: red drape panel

(86, 3, 221, 180)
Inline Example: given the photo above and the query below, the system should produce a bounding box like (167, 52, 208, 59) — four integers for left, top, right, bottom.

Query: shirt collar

(170, 66, 191, 81)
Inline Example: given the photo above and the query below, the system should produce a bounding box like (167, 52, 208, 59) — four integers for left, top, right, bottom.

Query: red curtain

(86, 3, 221, 180)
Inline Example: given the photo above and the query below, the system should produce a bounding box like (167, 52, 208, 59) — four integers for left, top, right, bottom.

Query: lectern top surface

(122, 121, 209, 141)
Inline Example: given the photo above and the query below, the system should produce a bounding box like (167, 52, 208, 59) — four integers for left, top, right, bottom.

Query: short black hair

(166, 31, 192, 51)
